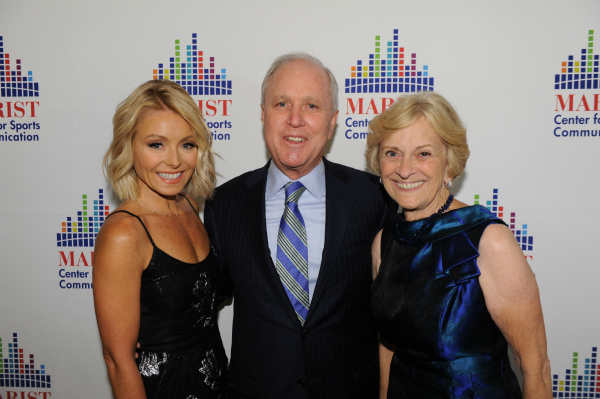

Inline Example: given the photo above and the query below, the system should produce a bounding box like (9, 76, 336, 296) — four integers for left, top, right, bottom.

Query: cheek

(185, 151, 199, 167)
(380, 162, 395, 177)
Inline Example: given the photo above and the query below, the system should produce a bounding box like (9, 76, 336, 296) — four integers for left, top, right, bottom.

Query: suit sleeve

(204, 197, 234, 304)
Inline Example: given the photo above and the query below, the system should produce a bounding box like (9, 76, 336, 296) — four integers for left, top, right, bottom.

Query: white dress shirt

(265, 160, 326, 303)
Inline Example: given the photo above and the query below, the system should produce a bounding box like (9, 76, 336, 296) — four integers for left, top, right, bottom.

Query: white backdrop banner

(1, 1, 599, 397)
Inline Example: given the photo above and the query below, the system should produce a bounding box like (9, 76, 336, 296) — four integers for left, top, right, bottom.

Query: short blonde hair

(365, 91, 469, 180)
(103, 80, 216, 201)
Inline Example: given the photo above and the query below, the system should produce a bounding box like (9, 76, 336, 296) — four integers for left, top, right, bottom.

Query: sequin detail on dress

(192, 272, 214, 328)
(138, 351, 168, 377)
(199, 349, 225, 391)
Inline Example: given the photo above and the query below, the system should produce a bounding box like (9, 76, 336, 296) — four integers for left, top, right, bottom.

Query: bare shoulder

(180, 192, 200, 213)
(479, 223, 522, 258)
(95, 211, 149, 271)
(478, 222, 533, 279)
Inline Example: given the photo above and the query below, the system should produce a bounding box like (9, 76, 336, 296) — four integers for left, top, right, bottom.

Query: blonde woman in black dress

(93, 80, 230, 399)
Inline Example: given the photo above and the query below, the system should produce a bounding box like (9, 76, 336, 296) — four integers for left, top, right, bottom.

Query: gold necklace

(136, 198, 180, 217)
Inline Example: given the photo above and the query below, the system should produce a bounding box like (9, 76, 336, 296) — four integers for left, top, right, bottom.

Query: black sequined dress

(110, 208, 230, 399)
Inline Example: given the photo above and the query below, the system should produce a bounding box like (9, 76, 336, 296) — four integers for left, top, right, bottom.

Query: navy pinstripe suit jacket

(204, 158, 397, 399)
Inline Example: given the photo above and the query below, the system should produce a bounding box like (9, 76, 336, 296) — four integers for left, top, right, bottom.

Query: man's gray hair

(261, 52, 338, 113)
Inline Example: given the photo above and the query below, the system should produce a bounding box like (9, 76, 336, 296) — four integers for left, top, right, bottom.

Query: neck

(136, 186, 180, 216)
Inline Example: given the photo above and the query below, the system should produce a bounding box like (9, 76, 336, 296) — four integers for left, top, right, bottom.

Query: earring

(445, 180, 452, 188)
(379, 177, 382, 183)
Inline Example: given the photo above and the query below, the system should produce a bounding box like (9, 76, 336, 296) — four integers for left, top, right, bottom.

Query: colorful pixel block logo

(56, 189, 109, 247)
(552, 347, 598, 398)
(473, 189, 533, 251)
(0, 333, 50, 388)
(345, 29, 434, 94)
(0, 36, 39, 97)
(555, 30, 599, 90)
(153, 33, 231, 96)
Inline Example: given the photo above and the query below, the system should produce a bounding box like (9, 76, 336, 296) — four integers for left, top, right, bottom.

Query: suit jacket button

(297, 379, 305, 388)
(301, 329, 309, 338)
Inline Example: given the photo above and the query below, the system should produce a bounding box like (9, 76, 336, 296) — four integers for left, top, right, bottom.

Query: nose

(397, 155, 416, 179)
(287, 104, 305, 128)
(165, 146, 182, 168)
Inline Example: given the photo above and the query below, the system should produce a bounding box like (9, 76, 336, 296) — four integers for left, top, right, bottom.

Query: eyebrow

(271, 94, 322, 104)
(144, 134, 195, 141)
(381, 144, 434, 151)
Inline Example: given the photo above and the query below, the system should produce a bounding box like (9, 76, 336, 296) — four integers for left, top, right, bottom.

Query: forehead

(266, 60, 331, 100)
(135, 109, 192, 137)
(383, 118, 444, 148)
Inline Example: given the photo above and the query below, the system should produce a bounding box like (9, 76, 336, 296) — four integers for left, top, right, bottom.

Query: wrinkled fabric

(372, 205, 522, 398)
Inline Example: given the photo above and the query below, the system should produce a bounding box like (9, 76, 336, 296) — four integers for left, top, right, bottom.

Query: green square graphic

(175, 39, 180, 44)
(375, 36, 380, 40)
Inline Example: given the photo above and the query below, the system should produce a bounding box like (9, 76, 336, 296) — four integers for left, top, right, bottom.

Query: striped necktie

(276, 181, 309, 325)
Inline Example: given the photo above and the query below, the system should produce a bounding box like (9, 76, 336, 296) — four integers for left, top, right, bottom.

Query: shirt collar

(266, 160, 326, 201)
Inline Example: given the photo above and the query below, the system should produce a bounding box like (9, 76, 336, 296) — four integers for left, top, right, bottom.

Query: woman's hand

(478, 224, 552, 399)
(93, 212, 150, 399)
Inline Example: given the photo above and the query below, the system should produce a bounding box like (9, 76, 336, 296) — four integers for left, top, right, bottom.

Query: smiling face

(132, 109, 198, 199)
(379, 117, 451, 221)
(261, 59, 339, 180)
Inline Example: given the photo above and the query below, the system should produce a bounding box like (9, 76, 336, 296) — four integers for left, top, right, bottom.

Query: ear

(327, 109, 339, 139)
(260, 103, 265, 126)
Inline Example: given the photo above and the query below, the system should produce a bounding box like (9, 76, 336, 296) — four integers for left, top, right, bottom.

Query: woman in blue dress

(93, 80, 230, 399)
(365, 92, 551, 398)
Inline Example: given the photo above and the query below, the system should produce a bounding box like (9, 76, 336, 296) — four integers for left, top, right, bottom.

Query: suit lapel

(306, 159, 355, 322)
(239, 162, 302, 326)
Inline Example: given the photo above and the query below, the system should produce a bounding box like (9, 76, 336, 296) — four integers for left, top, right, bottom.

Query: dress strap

(180, 194, 201, 220)
(105, 210, 156, 246)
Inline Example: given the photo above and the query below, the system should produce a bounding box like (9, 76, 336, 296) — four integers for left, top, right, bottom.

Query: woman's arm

(478, 224, 552, 399)
(372, 230, 396, 398)
(93, 214, 149, 399)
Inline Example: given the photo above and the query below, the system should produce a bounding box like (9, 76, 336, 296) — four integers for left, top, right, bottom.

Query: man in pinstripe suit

(204, 53, 396, 399)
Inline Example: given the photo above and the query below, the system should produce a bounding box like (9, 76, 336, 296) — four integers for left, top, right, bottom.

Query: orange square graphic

(351, 73, 356, 77)
(351, 66, 356, 71)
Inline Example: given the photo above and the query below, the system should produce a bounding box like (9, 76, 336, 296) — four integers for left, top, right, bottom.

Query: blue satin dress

(372, 205, 522, 398)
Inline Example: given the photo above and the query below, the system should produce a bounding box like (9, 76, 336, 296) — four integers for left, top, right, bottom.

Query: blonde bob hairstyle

(103, 79, 216, 201)
(365, 91, 469, 180)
